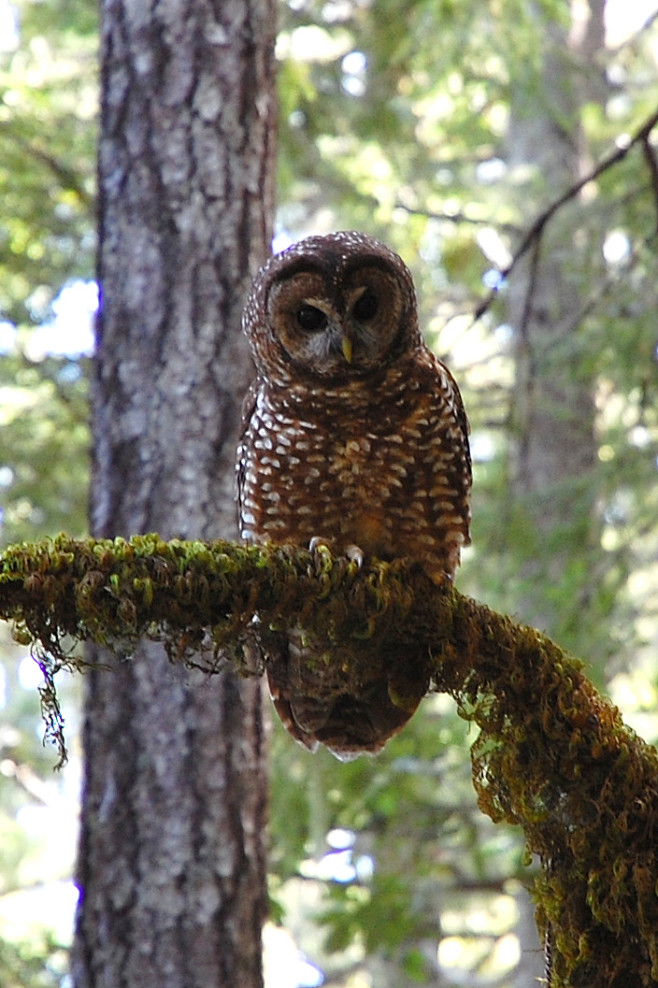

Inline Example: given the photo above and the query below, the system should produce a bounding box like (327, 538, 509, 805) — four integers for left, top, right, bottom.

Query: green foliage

(0, 352, 89, 547)
(0, 0, 93, 550)
(0, 4, 96, 982)
(0, 0, 97, 328)
(0, 932, 68, 988)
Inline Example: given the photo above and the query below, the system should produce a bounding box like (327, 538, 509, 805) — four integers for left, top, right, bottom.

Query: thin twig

(473, 104, 658, 322)
(641, 134, 658, 234)
(395, 200, 521, 236)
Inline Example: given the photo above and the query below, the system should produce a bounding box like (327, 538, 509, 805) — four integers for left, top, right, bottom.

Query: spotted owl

(237, 231, 471, 758)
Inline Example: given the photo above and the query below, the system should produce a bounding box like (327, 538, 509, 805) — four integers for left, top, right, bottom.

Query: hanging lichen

(1, 533, 657, 986)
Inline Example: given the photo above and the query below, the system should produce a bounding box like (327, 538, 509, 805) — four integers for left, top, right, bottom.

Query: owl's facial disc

(268, 266, 404, 379)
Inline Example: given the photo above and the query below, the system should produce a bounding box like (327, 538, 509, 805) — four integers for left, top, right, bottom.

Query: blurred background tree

(1, 0, 657, 985)
(0, 1, 94, 984)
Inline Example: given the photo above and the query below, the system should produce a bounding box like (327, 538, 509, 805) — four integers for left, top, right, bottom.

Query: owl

(237, 231, 471, 758)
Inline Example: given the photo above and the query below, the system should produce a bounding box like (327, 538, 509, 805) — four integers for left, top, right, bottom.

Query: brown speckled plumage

(237, 231, 471, 757)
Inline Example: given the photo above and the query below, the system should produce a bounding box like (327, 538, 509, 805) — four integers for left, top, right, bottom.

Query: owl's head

(243, 231, 421, 382)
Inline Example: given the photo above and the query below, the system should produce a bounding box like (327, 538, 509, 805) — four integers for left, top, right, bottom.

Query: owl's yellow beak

(341, 336, 353, 363)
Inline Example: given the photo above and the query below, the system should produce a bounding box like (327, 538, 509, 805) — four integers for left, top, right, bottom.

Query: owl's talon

(308, 536, 333, 554)
(308, 537, 335, 579)
(345, 544, 365, 568)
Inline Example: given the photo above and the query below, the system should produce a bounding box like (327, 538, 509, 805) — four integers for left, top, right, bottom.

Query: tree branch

(0, 122, 95, 210)
(1, 534, 657, 985)
(474, 104, 658, 322)
(641, 134, 658, 235)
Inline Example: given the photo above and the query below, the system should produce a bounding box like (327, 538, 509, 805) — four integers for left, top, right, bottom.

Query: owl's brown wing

(391, 348, 472, 579)
(449, 370, 470, 440)
(432, 351, 472, 544)
(443, 357, 472, 485)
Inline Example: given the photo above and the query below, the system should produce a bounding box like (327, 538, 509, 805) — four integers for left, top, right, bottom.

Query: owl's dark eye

(353, 289, 378, 322)
(296, 304, 328, 333)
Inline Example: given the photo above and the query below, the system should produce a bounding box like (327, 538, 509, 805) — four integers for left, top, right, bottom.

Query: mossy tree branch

(1, 534, 657, 986)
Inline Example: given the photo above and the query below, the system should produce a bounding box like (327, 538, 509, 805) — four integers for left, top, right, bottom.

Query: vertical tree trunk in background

(72, 2, 276, 986)
(507, 3, 604, 592)
(505, 3, 605, 984)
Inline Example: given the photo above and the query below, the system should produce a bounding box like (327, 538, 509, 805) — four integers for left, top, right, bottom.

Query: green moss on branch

(1, 534, 657, 986)
(0, 533, 420, 667)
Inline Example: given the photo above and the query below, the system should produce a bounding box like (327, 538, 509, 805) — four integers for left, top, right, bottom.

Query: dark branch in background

(641, 134, 658, 235)
(473, 104, 658, 322)
(394, 200, 521, 236)
(511, 233, 542, 483)
(0, 122, 95, 210)
(517, 233, 542, 350)
(1, 535, 658, 985)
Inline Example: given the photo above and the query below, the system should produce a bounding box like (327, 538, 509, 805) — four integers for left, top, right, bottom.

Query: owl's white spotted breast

(237, 347, 471, 581)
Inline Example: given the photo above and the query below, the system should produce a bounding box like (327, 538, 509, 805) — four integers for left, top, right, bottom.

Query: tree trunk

(507, 7, 601, 565)
(72, 2, 276, 986)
